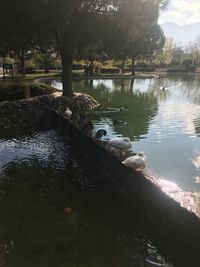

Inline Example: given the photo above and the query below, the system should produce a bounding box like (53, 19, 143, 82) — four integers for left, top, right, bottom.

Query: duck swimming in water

(119, 106, 128, 112)
(113, 119, 127, 125)
(122, 151, 146, 170)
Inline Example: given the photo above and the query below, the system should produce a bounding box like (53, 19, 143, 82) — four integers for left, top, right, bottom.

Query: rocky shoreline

(0, 92, 99, 133)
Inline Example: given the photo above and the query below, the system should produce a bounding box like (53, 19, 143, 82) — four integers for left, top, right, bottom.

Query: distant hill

(161, 22, 200, 46)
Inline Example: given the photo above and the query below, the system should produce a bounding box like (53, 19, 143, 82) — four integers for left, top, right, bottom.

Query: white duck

(109, 137, 132, 153)
(122, 152, 146, 170)
(64, 108, 72, 118)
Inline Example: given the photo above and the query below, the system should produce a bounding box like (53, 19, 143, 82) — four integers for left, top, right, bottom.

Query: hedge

(0, 82, 56, 102)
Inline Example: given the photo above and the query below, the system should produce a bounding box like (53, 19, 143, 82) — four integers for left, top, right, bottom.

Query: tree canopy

(0, 0, 38, 75)
(0, 0, 166, 96)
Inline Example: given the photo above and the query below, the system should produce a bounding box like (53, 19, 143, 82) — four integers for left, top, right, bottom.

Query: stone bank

(0, 92, 99, 132)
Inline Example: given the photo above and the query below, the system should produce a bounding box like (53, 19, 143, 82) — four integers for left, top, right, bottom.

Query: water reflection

(76, 79, 159, 141)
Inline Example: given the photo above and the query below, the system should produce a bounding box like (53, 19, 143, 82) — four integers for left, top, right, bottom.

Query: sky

(159, 0, 200, 25)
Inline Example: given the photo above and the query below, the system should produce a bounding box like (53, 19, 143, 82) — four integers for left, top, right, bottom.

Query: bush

(72, 63, 85, 70)
(100, 67, 120, 74)
(184, 64, 196, 72)
(25, 67, 37, 74)
(136, 66, 155, 72)
(136, 61, 147, 68)
(0, 83, 29, 101)
(168, 65, 196, 73)
(72, 72, 83, 78)
(29, 83, 55, 97)
(182, 59, 193, 66)
(0, 82, 56, 102)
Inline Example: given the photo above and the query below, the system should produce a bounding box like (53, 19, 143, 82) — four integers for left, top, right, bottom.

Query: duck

(95, 129, 107, 139)
(109, 137, 132, 152)
(64, 108, 72, 118)
(122, 151, 146, 170)
(119, 106, 128, 112)
(113, 119, 127, 125)
(81, 120, 94, 135)
(160, 86, 165, 91)
(103, 106, 128, 113)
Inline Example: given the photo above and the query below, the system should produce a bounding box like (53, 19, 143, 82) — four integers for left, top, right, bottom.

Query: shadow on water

(0, 130, 172, 267)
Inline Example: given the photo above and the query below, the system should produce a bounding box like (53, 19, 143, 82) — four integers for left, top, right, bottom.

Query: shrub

(72, 72, 83, 78)
(184, 64, 196, 72)
(168, 65, 196, 73)
(182, 59, 193, 66)
(100, 67, 120, 74)
(0, 83, 29, 101)
(0, 82, 56, 102)
(29, 83, 55, 97)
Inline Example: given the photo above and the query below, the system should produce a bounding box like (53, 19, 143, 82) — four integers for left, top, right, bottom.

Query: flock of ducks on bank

(63, 107, 147, 171)
(95, 129, 146, 170)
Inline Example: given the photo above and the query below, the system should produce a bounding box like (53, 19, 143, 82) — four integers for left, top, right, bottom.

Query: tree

(37, 0, 166, 94)
(0, 0, 37, 75)
(122, 0, 164, 75)
(35, 0, 120, 97)
(33, 48, 57, 73)
(0, 0, 167, 95)
(142, 24, 165, 64)
(185, 35, 200, 66)
(171, 46, 184, 65)
(103, 0, 166, 76)
(155, 38, 176, 65)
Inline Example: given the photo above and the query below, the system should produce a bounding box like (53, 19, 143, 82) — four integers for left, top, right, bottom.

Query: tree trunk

(60, 49, 73, 97)
(44, 57, 49, 73)
(131, 56, 136, 76)
(17, 50, 26, 76)
(44, 67, 49, 73)
(130, 79, 135, 92)
(192, 53, 195, 66)
(18, 56, 25, 76)
(18, 53, 25, 76)
(121, 54, 125, 74)
(44, 62, 49, 73)
(89, 56, 94, 76)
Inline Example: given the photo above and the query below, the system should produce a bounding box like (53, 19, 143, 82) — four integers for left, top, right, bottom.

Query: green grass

(2, 71, 61, 82)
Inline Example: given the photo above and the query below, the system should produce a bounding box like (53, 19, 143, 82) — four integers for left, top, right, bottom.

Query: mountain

(161, 22, 200, 46)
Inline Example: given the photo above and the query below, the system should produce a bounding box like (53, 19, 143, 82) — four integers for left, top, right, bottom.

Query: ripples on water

(0, 130, 172, 266)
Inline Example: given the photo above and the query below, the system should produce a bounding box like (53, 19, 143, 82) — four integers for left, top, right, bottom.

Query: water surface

(0, 130, 172, 266)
